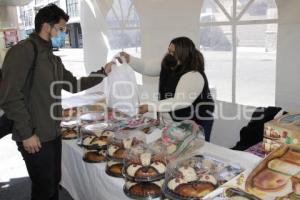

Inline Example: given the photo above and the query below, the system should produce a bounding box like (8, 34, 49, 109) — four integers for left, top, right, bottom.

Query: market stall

(61, 139, 261, 200)
(59, 93, 263, 200)
(59, 89, 300, 200)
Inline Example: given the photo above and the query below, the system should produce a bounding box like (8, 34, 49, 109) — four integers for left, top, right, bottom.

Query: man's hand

(116, 52, 130, 64)
(138, 104, 149, 114)
(23, 134, 42, 154)
(104, 61, 115, 75)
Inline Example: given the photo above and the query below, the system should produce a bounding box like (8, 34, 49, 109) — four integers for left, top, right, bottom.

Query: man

(0, 4, 112, 200)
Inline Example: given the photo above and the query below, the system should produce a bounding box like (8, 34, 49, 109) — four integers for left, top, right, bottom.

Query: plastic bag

(105, 56, 139, 116)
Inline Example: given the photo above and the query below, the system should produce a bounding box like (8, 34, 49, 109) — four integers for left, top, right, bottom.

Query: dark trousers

(199, 119, 214, 142)
(17, 137, 62, 200)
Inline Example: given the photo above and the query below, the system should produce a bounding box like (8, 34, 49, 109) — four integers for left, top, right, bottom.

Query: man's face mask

(51, 30, 66, 48)
(48, 22, 66, 47)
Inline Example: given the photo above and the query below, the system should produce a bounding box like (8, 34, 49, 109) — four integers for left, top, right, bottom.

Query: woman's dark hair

(162, 37, 205, 73)
(35, 4, 69, 33)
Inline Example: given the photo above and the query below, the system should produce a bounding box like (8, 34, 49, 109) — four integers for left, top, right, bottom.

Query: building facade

(18, 0, 82, 48)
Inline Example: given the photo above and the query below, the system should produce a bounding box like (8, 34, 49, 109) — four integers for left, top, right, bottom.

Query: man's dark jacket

(0, 33, 106, 142)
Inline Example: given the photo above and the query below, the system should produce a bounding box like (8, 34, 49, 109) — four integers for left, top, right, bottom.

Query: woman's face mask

(164, 54, 178, 68)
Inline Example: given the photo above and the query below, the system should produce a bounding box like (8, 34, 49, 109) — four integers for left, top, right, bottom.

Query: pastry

(167, 166, 217, 198)
(101, 130, 114, 137)
(294, 172, 300, 179)
(63, 107, 77, 118)
(106, 161, 123, 177)
(294, 182, 300, 195)
(83, 150, 106, 162)
(124, 179, 163, 198)
(107, 137, 143, 160)
(173, 181, 215, 198)
(62, 129, 77, 139)
(224, 188, 261, 200)
(82, 135, 95, 146)
(253, 169, 290, 192)
(81, 123, 115, 147)
(125, 152, 166, 180)
(90, 136, 108, 146)
(230, 197, 252, 200)
(108, 145, 126, 159)
(281, 150, 300, 166)
(61, 120, 78, 139)
(268, 159, 300, 176)
(82, 135, 109, 149)
(79, 112, 104, 124)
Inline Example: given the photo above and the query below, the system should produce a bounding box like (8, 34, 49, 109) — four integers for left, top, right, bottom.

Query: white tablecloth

(61, 139, 261, 200)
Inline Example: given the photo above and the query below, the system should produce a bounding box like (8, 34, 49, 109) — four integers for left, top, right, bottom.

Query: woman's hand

(104, 61, 115, 75)
(138, 104, 149, 114)
(116, 52, 130, 64)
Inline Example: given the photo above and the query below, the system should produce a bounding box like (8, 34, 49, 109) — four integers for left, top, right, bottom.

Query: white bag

(105, 57, 139, 116)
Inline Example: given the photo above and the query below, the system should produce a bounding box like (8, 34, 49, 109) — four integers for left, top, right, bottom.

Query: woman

(118, 37, 214, 141)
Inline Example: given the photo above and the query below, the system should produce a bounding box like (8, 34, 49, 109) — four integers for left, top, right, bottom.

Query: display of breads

(122, 145, 167, 199)
(81, 130, 114, 149)
(61, 108, 245, 200)
(165, 165, 217, 198)
(83, 150, 107, 163)
(79, 112, 106, 125)
(107, 135, 145, 160)
(105, 131, 146, 178)
(105, 160, 124, 177)
(246, 145, 300, 199)
(124, 179, 164, 199)
(80, 123, 116, 163)
(61, 119, 78, 140)
(63, 107, 79, 119)
(121, 116, 160, 134)
(124, 152, 166, 181)
(61, 127, 78, 140)
(162, 155, 243, 200)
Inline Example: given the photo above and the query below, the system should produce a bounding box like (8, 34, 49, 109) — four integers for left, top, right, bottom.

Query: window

(21, 9, 34, 27)
(105, 0, 142, 84)
(35, 0, 59, 6)
(67, 0, 79, 18)
(200, 0, 278, 107)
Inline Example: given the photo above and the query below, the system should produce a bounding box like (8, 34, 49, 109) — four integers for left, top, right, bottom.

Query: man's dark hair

(35, 4, 69, 33)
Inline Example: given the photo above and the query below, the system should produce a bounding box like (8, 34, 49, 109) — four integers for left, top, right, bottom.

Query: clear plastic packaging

(81, 104, 107, 113)
(119, 115, 160, 134)
(151, 120, 205, 161)
(123, 179, 164, 200)
(61, 120, 78, 140)
(80, 122, 116, 150)
(106, 109, 128, 121)
(79, 112, 106, 125)
(162, 155, 243, 200)
(106, 130, 146, 162)
(62, 107, 82, 121)
(123, 144, 167, 182)
(203, 187, 261, 200)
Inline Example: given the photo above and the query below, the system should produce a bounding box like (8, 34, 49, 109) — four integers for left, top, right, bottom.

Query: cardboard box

(263, 113, 300, 152)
